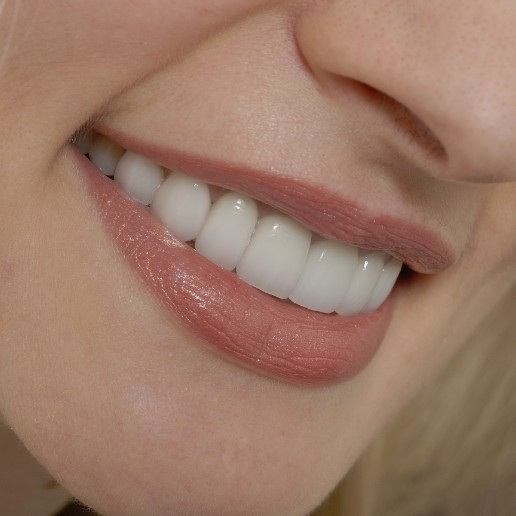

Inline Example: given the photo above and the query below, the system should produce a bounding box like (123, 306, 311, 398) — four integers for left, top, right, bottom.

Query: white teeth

(86, 135, 404, 314)
(150, 172, 211, 242)
(363, 256, 403, 311)
(289, 240, 358, 313)
(236, 215, 311, 299)
(195, 192, 258, 270)
(336, 252, 386, 315)
(114, 151, 164, 205)
(88, 135, 125, 176)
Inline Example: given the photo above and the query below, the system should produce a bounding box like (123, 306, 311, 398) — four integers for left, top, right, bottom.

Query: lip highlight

(71, 146, 396, 384)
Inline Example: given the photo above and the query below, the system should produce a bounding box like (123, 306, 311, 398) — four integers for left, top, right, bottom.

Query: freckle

(44, 478, 59, 490)
(0, 261, 16, 282)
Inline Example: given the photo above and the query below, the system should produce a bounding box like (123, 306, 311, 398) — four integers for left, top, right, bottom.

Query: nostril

(360, 84, 447, 162)
(316, 73, 448, 164)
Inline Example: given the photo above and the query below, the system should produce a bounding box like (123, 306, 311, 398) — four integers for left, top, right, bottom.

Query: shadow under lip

(94, 124, 456, 275)
(71, 146, 396, 386)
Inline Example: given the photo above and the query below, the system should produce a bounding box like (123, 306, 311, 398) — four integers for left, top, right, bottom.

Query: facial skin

(0, 1, 515, 514)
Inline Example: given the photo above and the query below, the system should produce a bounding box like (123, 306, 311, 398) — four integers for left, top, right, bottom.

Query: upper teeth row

(80, 132, 402, 315)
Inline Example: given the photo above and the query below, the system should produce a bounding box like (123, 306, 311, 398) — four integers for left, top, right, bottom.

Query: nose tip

(295, 0, 516, 184)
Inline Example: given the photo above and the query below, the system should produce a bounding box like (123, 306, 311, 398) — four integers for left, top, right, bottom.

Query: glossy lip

(70, 146, 398, 384)
(96, 125, 456, 274)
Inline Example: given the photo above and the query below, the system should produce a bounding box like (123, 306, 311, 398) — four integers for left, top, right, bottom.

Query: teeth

(114, 152, 164, 205)
(82, 134, 403, 314)
(150, 172, 211, 242)
(195, 192, 258, 271)
(363, 257, 403, 311)
(336, 252, 386, 315)
(236, 215, 311, 299)
(89, 135, 125, 176)
(289, 240, 358, 313)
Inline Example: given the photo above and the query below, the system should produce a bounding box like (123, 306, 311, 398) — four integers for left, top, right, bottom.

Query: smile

(69, 128, 451, 384)
(86, 132, 404, 315)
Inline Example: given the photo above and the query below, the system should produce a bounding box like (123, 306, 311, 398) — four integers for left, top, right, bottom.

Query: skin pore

(0, 1, 515, 514)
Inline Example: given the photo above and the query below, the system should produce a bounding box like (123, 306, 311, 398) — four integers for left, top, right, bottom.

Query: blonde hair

(315, 285, 516, 516)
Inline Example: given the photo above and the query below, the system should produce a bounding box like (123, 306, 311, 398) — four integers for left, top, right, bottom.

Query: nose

(295, 0, 516, 183)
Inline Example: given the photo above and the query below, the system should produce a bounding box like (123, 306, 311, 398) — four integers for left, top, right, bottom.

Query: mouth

(68, 128, 452, 384)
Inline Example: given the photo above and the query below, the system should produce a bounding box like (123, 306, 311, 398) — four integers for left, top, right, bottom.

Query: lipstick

(71, 147, 396, 384)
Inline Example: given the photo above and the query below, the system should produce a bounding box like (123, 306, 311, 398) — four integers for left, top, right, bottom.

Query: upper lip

(95, 124, 456, 274)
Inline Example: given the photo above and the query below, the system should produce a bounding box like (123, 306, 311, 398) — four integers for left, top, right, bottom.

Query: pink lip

(71, 146, 398, 384)
(97, 126, 456, 274)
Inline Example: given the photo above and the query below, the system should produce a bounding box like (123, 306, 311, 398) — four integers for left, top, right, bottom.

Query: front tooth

(236, 214, 311, 299)
(336, 252, 385, 315)
(150, 172, 211, 242)
(88, 135, 124, 176)
(195, 192, 258, 270)
(289, 240, 358, 313)
(114, 151, 164, 205)
(363, 257, 403, 311)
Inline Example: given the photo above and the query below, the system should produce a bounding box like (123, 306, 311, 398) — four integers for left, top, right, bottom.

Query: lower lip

(72, 146, 396, 384)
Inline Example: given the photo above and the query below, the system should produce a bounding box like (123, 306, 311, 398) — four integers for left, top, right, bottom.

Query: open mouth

(84, 132, 403, 315)
(68, 128, 450, 384)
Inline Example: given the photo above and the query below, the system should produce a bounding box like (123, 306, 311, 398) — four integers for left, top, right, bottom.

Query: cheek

(1, 0, 281, 155)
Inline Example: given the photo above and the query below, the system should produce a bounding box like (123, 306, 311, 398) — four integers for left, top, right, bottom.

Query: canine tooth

(89, 135, 124, 176)
(236, 214, 311, 299)
(195, 192, 258, 270)
(363, 257, 403, 311)
(289, 240, 358, 313)
(336, 252, 385, 315)
(150, 172, 211, 242)
(114, 151, 164, 205)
